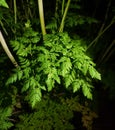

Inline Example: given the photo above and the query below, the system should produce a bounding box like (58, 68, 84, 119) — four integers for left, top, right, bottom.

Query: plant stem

(14, 0, 17, 24)
(93, 0, 112, 46)
(87, 19, 114, 50)
(37, 0, 46, 35)
(0, 20, 8, 35)
(62, 0, 65, 15)
(55, 0, 59, 18)
(59, 0, 71, 32)
(0, 31, 19, 68)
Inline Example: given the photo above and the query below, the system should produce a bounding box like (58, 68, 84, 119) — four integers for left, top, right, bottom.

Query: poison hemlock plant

(6, 27, 101, 108)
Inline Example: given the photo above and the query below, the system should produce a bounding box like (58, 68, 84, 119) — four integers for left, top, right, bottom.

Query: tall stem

(93, 0, 112, 46)
(87, 19, 114, 49)
(59, 0, 71, 32)
(62, 0, 65, 15)
(55, 0, 59, 19)
(14, 0, 17, 24)
(38, 0, 46, 35)
(0, 31, 19, 68)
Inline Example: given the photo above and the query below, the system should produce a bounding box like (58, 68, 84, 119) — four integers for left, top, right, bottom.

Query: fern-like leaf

(72, 79, 82, 93)
(65, 74, 74, 88)
(28, 88, 42, 108)
(89, 66, 101, 80)
(6, 69, 23, 85)
(21, 80, 30, 92)
(82, 82, 93, 99)
(0, 107, 13, 130)
(60, 57, 72, 77)
(46, 74, 55, 92)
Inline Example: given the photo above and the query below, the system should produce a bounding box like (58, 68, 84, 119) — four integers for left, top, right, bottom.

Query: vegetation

(0, 0, 114, 129)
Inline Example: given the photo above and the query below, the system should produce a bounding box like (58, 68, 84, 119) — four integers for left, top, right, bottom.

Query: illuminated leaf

(0, 0, 9, 8)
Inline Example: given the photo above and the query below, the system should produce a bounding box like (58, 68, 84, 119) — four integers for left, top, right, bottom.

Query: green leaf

(89, 66, 95, 78)
(20, 59, 30, 68)
(29, 88, 42, 108)
(39, 85, 46, 91)
(65, 75, 74, 88)
(89, 66, 101, 80)
(82, 62, 89, 75)
(6, 69, 22, 85)
(0, 0, 9, 8)
(17, 44, 25, 55)
(31, 37, 40, 43)
(0, 107, 13, 129)
(10, 41, 20, 51)
(60, 57, 72, 77)
(17, 70, 23, 80)
(23, 67, 31, 78)
(46, 74, 55, 91)
(52, 68, 60, 84)
(95, 72, 101, 80)
(76, 62, 82, 70)
(72, 79, 81, 92)
(82, 83, 93, 99)
(22, 80, 30, 92)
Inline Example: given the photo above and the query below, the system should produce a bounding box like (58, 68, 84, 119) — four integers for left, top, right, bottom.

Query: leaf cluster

(15, 95, 97, 130)
(0, 107, 13, 130)
(6, 27, 101, 108)
(15, 96, 74, 130)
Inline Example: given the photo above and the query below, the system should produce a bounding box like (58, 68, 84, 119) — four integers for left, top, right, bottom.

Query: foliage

(0, 0, 9, 8)
(0, 107, 13, 130)
(2, 0, 114, 129)
(6, 26, 101, 108)
(0, 49, 18, 130)
(15, 96, 74, 130)
(0, 74, 16, 130)
(15, 95, 97, 130)
(63, 96, 98, 130)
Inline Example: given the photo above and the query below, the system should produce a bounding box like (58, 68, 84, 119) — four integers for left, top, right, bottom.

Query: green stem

(55, 0, 59, 18)
(37, 0, 46, 35)
(62, 0, 65, 15)
(0, 31, 19, 68)
(14, 0, 17, 24)
(59, 0, 71, 32)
